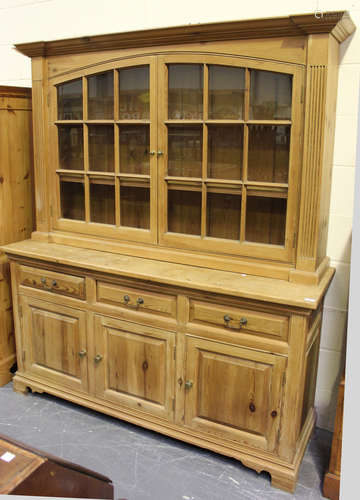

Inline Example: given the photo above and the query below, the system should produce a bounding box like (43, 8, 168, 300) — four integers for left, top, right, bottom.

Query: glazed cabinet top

(14, 12, 355, 284)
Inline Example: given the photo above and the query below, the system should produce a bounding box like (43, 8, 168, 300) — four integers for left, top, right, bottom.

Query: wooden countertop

(1, 240, 334, 310)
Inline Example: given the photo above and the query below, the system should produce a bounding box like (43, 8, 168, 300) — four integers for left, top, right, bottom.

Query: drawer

(97, 281, 176, 318)
(189, 300, 288, 340)
(19, 265, 85, 300)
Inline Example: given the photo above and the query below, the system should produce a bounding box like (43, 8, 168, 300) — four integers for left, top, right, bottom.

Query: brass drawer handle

(78, 349, 87, 358)
(94, 354, 103, 363)
(224, 315, 248, 329)
(122, 295, 144, 309)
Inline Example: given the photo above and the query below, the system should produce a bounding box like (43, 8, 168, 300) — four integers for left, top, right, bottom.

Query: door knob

(185, 380, 193, 389)
(94, 354, 103, 363)
(78, 349, 87, 358)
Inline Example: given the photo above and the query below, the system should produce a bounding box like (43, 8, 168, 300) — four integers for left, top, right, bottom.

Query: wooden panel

(0, 280, 15, 386)
(21, 296, 88, 392)
(189, 300, 288, 340)
(184, 336, 286, 452)
(323, 375, 344, 500)
(107, 329, 166, 405)
(300, 332, 320, 430)
(0, 435, 113, 499)
(94, 315, 175, 420)
(97, 281, 176, 317)
(0, 86, 34, 386)
(19, 265, 85, 300)
(0, 441, 44, 494)
(31, 58, 50, 233)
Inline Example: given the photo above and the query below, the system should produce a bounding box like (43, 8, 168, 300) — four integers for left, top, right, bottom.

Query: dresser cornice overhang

(14, 11, 355, 57)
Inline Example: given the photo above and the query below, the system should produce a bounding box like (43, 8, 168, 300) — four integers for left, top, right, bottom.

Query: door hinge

(301, 85, 305, 104)
(50, 205, 53, 217)
(172, 398, 175, 411)
(22, 351, 26, 362)
(19, 304, 23, 318)
(173, 346, 176, 360)
(282, 372, 286, 388)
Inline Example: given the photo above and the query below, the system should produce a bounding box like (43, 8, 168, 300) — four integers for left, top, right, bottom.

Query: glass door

(158, 55, 302, 262)
(53, 57, 157, 244)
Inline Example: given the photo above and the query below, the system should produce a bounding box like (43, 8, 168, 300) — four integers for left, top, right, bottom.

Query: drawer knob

(142, 360, 149, 371)
(41, 277, 46, 285)
(240, 317, 248, 326)
(137, 297, 144, 306)
(249, 403, 256, 412)
(94, 354, 103, 363)
(224, 314, 232, 323)
(123, 295, 130, 303)
(78, 349, 87, 358)
(271, 410, 278, 418)
(52, 280, 57, 287)
(185, 380, 193, 389)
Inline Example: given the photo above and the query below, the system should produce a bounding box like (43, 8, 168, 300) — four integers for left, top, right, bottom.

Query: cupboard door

(158, 55, 303, 263)
(21, 296, 88, 392)
(184, 336, 286, 452)
(94, 315, 175, 421)
(53, 58, 158, 245)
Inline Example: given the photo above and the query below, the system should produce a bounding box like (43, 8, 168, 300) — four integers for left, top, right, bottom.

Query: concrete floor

(0, 382, 332, 500)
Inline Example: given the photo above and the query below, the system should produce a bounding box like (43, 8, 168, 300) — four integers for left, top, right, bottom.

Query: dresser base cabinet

(4, 242, 331, 493)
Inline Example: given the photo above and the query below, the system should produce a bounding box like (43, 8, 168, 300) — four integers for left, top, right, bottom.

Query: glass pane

(168, 189, 201, 235)
(209, 65, 245, 119)
(250, 70, 292, 120)
(119, 66, 149, 119)
(120, 186, 150, 229)
(248, 125, 290, 183)
(90, 181, 115, 224)
(119, 125, 149, 175)
(207, 192, 241, 240)
(60, 179, 85, 220)
(168, 64, 203, 120)
(57, 79, 82, 120)
(89, 125, 114, 172)
(208, 125, 243, 180)
(168, 126, 202, 177)
(246, 196, 287, 245)
(58, 125, 84, 170)
(88, 72, 114, 119)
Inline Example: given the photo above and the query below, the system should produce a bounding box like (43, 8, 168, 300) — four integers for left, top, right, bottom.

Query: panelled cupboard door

(20, 296, 88, 392)
(184, 336, 286, 452)
(93, 315, 175, 421)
